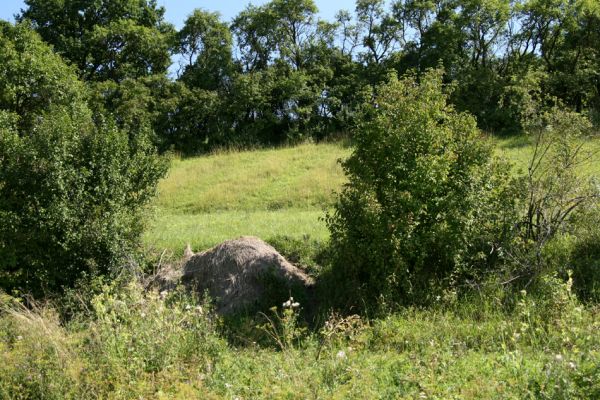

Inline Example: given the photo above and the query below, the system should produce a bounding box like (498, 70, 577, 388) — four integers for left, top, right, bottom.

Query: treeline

(15, 0, 600, 154)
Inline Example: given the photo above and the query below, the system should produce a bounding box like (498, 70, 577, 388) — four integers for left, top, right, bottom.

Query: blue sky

(0, 1, 358, 27)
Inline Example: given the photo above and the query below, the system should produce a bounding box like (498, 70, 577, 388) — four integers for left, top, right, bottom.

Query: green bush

(0, 23, 167, 296)
(325, 69, 521, 309)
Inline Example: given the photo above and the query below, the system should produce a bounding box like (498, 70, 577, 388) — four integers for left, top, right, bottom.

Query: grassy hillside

(144, 143, 350, 251)
(144, 137, 600, 252)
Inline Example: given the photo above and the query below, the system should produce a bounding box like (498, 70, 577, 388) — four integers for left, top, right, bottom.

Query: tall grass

(1, 278, 599, 399)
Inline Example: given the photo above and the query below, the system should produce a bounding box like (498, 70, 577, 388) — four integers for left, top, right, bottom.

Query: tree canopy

(13, 0, 600, 152)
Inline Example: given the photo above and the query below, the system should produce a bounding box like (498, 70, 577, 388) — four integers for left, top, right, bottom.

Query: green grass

(2, 282, 599, 399)
(4, 136, 600, 399)
(144, 143, 349, 252)
(147, 209, 328, 252)
(493, 134, 600, 177)
(144, 137, 600, 252)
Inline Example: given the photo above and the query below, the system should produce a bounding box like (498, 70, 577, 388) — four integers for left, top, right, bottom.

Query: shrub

(0, 23, 167, 296)
(325, 69, 521, 309)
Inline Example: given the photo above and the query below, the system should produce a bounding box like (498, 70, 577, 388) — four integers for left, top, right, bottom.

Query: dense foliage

(0, 23, 167, 296)
(325, 69, 521, 306)
(12, 0, 600, 153)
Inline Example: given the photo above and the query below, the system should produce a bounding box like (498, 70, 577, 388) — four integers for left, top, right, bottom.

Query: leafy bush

(0, 23, 167, 296)
(325, 69, 521, 308)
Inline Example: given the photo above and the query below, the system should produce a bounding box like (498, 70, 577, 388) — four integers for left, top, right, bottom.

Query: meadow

(1, 276, 599, 399)
(3, 1, 600, 397)
(2, 136, 600, 399)
(143, 143, 350, 252)
(144, 136, 600, 253)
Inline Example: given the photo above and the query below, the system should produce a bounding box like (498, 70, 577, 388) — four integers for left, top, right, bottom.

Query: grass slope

(144, 143, 350, 252)
(144, 137, 600, 252)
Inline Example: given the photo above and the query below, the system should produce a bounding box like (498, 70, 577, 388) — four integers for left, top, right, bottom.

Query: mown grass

(144, 136, 600, 252)
(144, 143, 350, 252)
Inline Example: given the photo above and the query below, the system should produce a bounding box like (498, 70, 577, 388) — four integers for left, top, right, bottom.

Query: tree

(0, 23, 167, 296)
(326, 69, 520, 307)
(357, 0, 403, 65)
(178, 9, 234, 91)
(19, 0, 175, 82)
(0, 21, 81, 132)
(228, 0, 344, 144)
(509, 0, 600, 115)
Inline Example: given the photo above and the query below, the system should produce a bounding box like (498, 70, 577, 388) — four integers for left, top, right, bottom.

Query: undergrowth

(1, 276, 599, 399)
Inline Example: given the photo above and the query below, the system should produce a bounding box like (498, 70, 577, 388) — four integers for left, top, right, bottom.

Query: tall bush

(325, 69, 521, 308)
(0, 24, 167, 296)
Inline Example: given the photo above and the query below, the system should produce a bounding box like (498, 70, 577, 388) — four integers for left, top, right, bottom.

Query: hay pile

(180, 236, 313, 314)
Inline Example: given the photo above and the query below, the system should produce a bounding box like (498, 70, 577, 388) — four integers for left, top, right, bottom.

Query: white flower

(336, 350, 347, 360)
(185, 304, 192, 310)
(283, 296, 297, 308)
(568, 362, 577, 369)
(16, 335, 23, 341)
(555, 354, 563, 362)
(159, 290, 169, 299)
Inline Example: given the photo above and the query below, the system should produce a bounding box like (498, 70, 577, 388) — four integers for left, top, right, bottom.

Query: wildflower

(555, 354, 563, 362)
(336, 350, 347, 360)
(185, 304, 192, 311)
(568, 362, 577, 369)
(140, 312, 146, 318)
(159, 290, 169, 299)
(195, 305, 203, 314)
(16, 335, 23, 341)
(283, 296, 298, 309)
